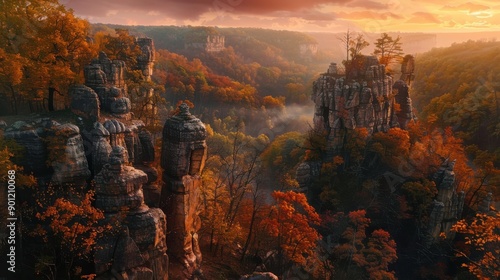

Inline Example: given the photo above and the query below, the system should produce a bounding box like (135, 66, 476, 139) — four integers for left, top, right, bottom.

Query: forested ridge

(412, 40, 500, 154)
(0, 1, 499, 279)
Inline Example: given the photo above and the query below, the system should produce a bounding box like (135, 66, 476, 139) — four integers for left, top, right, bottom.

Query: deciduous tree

(0, 0, 96, 113)
(373, 33, 403, 68)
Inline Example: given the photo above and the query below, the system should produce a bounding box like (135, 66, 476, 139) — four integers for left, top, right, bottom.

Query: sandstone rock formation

(311, 57, 414, 157)
(3, 120, 49, 176)
(240, 272, 279, 280)
(3, 119, 90, 186)
(83, 51, 131, 118)
(400, 54, 415, 85)
(1, 37, 169, 279)
(46, 123, 91, 186)
(94, 146, 168, 280)
(160, 103, 207, 279)
(296, 161, 321, 190)
(70, 85, 100, 122)
(427, 158, 465, 244)
(137, 37, 155, 80)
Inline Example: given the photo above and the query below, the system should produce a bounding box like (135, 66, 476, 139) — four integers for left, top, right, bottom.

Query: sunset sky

(64, 0, 500, 33)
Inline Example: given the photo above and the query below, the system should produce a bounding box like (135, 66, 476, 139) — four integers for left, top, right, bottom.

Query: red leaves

(261, 191, 321, 265)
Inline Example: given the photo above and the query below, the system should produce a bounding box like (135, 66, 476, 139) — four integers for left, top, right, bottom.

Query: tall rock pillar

(160, 103, 207, 279)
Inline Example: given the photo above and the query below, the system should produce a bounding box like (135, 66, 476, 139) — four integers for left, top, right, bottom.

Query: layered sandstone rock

(70, 85, 100, 122)
(161, 103, 207, 279)
(186, 35, 225, 52)
(3, 119, 90, 186)
(427, 159, 465, 244)
(311, 57, 414, 157)
(94, 146, 168, 280)
(3, 121, 49, 176)
(46, 123, 91, 186)
(83, 51, 131, 117)
(9, 37, 168, 279)
(137, 38, 155, 80)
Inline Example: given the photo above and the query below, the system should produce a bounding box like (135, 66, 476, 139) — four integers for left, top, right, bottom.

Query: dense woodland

(0, 1, 499, 279)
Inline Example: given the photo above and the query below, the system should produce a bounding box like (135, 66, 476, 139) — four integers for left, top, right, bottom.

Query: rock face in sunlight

(312, 56, 415, 157)
(161, 103, 207, 279)
(427, 158, 465, 244)
(94, 146, 168, 280)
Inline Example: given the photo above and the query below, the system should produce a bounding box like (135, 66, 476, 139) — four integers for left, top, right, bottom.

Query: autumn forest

(0, 1, 499, 280)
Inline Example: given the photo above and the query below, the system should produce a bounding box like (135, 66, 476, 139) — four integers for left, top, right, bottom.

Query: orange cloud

(441, 2, 490, 13)
(406, 12, 440, 24)
(336, 11, 403, 21)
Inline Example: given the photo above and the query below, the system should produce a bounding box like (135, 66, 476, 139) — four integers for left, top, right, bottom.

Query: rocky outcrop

(427, 159, 465, 244)
(240, 272, 279, 280)
(94, 146, 168, 280)
(47, 123, 91, 186)
(160, 103, 207, 279)
(91, 122, 112, 175)
(70, 85, 100, 123)
(393, 80, 414, 129)
(400, 54, 415, 85)
(83, 52, 131, 118)
(296, 161, 321, 190)
(137, 37, 155, 80)
(3, 119, 90, 186)
(3, 121, 49, 176)
(299, 43, 318, 56)
(7, 37, 168, 279)
(186, 35, 225, 52)
(311, 57, 415, 157)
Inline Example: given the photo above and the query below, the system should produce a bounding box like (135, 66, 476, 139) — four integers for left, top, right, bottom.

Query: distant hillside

(92, 24, 323, 63)
(92, 24, 331, 104)
(412, 40, 500, 153)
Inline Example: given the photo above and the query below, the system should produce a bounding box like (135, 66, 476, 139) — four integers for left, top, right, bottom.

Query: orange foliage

(35, 190, 109, 259)
(451, 210, 500, 280)
(261, 191, 321, 265)
(331, 210, 398, 279)
(372, 128, 411, 165)
(355, 229, 398, 280)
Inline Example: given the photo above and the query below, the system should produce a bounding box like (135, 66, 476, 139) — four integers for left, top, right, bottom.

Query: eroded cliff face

(94, 146, 168, 280)
(312, 56, 414, 157)
(427, 159, 465, 244)
(160, 103, 207, 279)
(305, 57, 468, 247)
(2, 38, 176, 280)
(297, 57, 416, 190)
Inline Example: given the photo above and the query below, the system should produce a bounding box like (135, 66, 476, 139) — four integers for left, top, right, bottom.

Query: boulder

(70, 85, 100, 122)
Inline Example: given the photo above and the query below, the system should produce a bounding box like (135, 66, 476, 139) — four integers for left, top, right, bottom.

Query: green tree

(373, 33, 403, 68)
